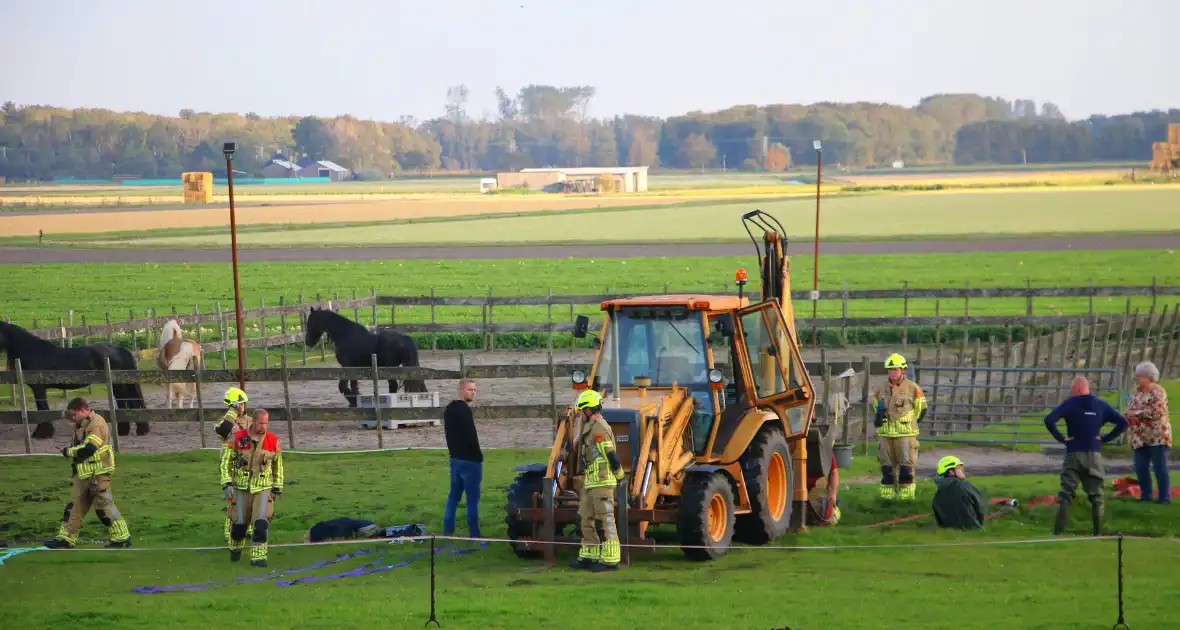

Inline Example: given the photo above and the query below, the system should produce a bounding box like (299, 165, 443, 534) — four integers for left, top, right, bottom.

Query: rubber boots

(1091, 502, 1103, 537)
(1052, 501, 1069, 535)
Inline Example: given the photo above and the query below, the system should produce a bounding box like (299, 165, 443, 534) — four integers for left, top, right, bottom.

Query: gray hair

(1133, 361, 1160, 383)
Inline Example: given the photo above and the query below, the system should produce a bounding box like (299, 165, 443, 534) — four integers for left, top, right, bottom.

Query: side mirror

(573, 315, 590, 339)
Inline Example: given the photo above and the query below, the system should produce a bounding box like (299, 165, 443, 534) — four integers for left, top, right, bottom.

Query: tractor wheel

(734, 426, 793, 545)
(677, 472, 735, 561)
(505, 471, 544, 558)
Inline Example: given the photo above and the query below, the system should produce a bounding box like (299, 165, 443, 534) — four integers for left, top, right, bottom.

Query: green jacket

(932, 476, 986, 530)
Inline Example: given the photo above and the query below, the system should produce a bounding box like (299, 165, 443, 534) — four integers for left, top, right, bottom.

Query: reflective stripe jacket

(215, 409, 253, 486)
(579, 415, 622, 489)
(872, 378, 927, 438)
(66, 413, 115, 479)
(219, 429, 284, 493)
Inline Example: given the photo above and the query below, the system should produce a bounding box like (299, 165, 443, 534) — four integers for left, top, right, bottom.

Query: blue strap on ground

(0, 547, 43, 566)
(276, 541, 486, 587)
(133, 547, 384, 594)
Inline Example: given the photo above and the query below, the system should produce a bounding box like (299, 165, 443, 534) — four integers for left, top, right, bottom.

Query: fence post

(1000, 329, 1013, 421)
(217, 302, 228, 369)
(1160, 304, 1180, 378)
(261, 297, 268, 370)
(488, 287, 496, 351)
(371, 288, 378, 329)
(930, 343, 943, 428)
(430, 287, 438, 353)
(901, 281, 909, 348)
(103, 357, 120, 453)
(548, 350, 558, 440)
(983, 336, 995, 424)
(965, 338, 980, 431)
(860, 356, 871, 456)
(298, 294, 309, 366)
(547, 287, 554, 352)
(372, 353, 384, 450)
(282, 349, 295, 449)
(15, 358, 31, 454)
(840, 281, 848, 346)
(194, 351, 206, 449)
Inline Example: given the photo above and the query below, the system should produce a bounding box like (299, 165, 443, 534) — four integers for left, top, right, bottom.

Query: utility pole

(811, 140, 823, 349)
(223, 142, 247, 390)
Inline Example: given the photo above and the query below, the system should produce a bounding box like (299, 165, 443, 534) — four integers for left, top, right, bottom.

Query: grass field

(61, 186, 1180, 248)
(1, 250, 1175, 328)
(1, 446, 1177, 629)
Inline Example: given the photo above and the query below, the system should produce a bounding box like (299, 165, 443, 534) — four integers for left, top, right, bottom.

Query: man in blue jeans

(443, 379, 482, 538)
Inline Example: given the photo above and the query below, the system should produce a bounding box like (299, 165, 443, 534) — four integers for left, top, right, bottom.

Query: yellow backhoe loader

(505, 210, 829, 562)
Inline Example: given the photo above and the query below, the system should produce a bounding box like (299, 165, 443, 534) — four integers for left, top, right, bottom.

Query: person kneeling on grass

(931, 455, 986, 530)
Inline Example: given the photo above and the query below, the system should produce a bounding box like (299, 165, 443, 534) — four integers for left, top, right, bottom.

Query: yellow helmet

(575, 389, 603, 410)
(937, 455, 964, 476)
(224, 387, 248, 407)
(885, 353, 908, 370)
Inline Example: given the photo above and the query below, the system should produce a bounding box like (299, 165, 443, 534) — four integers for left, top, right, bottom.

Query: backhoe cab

(505, 210, 820, 562)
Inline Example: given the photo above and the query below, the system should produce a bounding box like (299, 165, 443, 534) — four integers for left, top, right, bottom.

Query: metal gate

(912, 365, 1127, 447)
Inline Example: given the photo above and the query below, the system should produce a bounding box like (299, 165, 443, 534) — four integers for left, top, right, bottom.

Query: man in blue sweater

(1043, 377, 1128, 536)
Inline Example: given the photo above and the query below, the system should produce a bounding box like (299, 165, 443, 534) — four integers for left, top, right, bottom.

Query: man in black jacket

(443, 379, 482, 538)
(931, 455, 986, 530)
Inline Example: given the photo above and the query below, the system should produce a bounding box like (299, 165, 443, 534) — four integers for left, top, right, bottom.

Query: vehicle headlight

(708, 368, 724, 384)
(571, 369, 587, 385)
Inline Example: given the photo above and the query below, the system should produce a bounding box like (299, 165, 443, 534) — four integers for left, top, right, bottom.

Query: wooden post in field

(282, 349, 295, 449)
(371, 353, 384, 450)
(194, 353, 206, 449)
(128, 310, 139, 360)
(370, 288, 378, 329)
(278, 297, 287, 362)
(81, 314, 92, 393)
(930, 343, 943, 427)
(946, 332, 968, 434)
(352, 288, 360, 326)
(103, 357, 119, 453)
(840, 281, 849, 346)
(15, 359, 31, 454)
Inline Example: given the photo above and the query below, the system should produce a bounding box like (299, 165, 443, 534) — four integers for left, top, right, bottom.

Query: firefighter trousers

(878, 436, 919, 499)
(223, 497, 254, 543)
(228, 489, 274, 562)
(57, 474, 130, 545)
(578, 486, 620, 565)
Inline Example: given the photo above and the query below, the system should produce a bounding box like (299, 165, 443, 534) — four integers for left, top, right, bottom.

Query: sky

(1, 0, 1176, 123)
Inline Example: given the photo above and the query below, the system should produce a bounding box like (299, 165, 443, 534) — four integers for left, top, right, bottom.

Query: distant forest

(1, 88, 1177, 181)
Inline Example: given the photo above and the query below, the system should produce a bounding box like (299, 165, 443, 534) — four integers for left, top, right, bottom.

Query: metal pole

(225, 149, 246, 390)
(812, 146, 822, 349)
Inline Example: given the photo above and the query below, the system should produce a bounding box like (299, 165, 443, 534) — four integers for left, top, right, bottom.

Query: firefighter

(44, 398, 132, 549)
(570, 389, 624, 572)
(215, 387, 254, 543)
(221, 408, 284, 567)
(872, 353, 927, 500)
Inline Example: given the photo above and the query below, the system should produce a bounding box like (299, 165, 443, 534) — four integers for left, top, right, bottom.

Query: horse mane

(0, 321, 54, 355)
(310, 307, 366, 337)
(159, 320, 183, 350)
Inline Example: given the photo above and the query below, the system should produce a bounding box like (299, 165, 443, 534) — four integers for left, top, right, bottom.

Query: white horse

(157, 318, 202, 409)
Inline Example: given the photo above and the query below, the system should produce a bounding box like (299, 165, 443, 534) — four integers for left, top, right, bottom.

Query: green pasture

(78, 187, 1180, 248)
(1, 250, 1175, 330)
(0, 447, 1177, 629)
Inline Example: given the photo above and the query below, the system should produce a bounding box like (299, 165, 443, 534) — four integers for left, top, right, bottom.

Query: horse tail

(113, 347, 146, 410)
(398, 332, 428, 393)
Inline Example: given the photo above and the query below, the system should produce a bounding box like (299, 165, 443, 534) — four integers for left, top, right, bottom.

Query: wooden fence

(8, 282, 1179, 360)
(0, 357, 585, 454)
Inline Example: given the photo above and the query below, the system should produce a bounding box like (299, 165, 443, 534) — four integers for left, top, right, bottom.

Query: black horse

(304, 307, 427, 407)
(0, 321, 148, 439)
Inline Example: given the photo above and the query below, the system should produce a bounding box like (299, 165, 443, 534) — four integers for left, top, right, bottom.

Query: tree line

(0, 89, 1177, 181)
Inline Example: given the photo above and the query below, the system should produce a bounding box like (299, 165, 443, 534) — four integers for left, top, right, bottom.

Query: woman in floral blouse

(1125, 361, 1171, 503)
